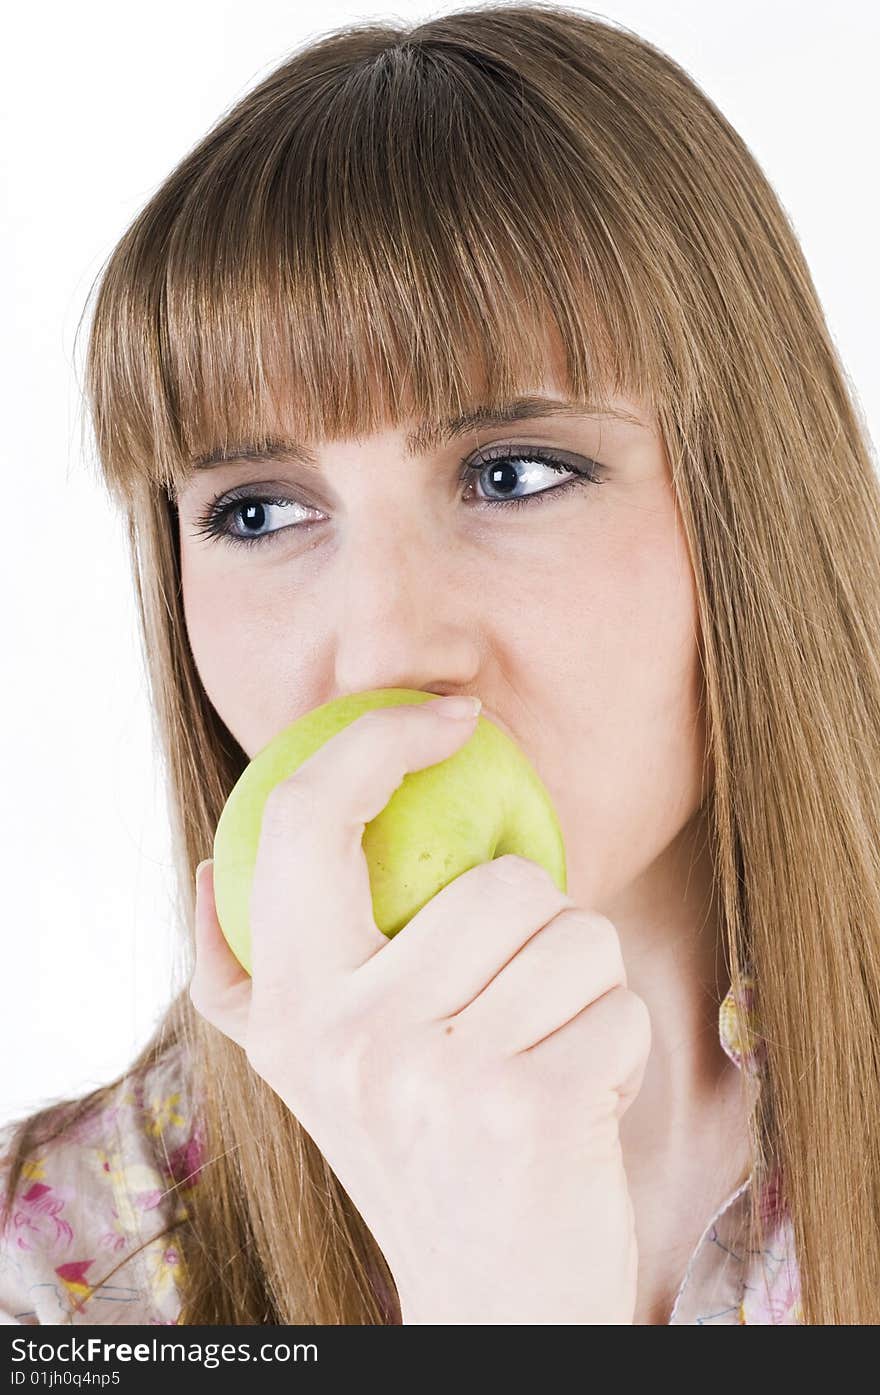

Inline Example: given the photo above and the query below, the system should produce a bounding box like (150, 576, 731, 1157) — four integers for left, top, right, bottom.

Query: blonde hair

(4, 2, 879, 1323)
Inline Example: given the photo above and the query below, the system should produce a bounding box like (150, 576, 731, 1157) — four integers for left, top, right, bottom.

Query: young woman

(2, 3, 877, 1325)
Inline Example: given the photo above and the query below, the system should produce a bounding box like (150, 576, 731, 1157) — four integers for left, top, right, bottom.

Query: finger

(249, 698, 481, 1003)
(518, 985, 652, 1117)
(189, 858, 252, 1050)
(354, 853, 576, 1019)
(447, 907, 626, 1056)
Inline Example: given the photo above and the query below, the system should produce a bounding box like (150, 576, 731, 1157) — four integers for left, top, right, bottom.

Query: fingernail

(195, 858, 212, 880)
(424, 695, 482, 720)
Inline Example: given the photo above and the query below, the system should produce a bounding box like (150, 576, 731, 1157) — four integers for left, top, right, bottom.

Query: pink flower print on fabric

(93, 1147, 166, 1230)
(141, 1237, 188, 1309)
(9, 1167, 74, 1256)
(164, 1120, 206, 1195)
(97, 1204, 138, 1255)
(739, 1217, 804, 1325)
(751, 1165, 802, 1323)
(54, 1260, 98, 1316)
(143, 1093, 185, 1141)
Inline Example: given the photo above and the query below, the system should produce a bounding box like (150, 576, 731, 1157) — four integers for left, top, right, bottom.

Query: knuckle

(325, 990, 423, 1119)
(380, 1050, 434, 1121)
(187, 974, 224, 1030)
(261, 774, 316, 833)
(620, 988, 653, 1049)
(549, 905, 597, 935)
(593, 911, 622, 943)
(356, 707, 396, 733)
(489, 853, 559, 889)
(595, 986, 653, 1075)
(608, 993, 652, 1105)
(553, 907, 626, 981)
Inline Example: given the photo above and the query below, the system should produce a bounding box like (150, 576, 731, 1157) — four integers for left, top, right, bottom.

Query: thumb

(189, 857, 251, 1050)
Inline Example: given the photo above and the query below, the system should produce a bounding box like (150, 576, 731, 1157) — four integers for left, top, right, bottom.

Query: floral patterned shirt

(0, 971, 802, 1325)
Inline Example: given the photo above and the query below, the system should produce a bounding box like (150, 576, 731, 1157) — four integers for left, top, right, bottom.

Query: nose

(330, 514, 481, 697)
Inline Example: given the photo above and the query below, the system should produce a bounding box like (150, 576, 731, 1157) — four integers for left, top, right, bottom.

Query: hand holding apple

(190, 697, 650, 1323)
(212, 687, 568, 974)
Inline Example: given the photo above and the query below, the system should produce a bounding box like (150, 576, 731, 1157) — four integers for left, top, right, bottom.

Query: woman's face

(176, 368, 708, 918)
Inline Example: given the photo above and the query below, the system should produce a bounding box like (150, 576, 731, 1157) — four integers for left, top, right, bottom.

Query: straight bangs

(79, 28, 692, 510)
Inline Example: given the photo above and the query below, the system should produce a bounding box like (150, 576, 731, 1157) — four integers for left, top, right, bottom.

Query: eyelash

(190, 445, 605, 550)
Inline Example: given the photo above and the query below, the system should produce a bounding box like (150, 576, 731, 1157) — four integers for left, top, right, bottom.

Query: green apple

(212, 687, 567, 975)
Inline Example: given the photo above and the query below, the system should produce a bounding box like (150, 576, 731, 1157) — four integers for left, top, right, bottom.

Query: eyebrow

(188, 396, 642, 472)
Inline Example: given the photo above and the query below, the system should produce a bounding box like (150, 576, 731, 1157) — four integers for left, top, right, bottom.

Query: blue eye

(190, 446, 605, 550)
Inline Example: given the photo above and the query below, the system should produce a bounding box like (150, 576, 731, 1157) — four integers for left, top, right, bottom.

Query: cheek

(543, 515, 707, 903)
(180, 560, 309, 757)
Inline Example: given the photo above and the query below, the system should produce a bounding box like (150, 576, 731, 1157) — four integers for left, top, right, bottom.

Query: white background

(1, 1, 877, 1126)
